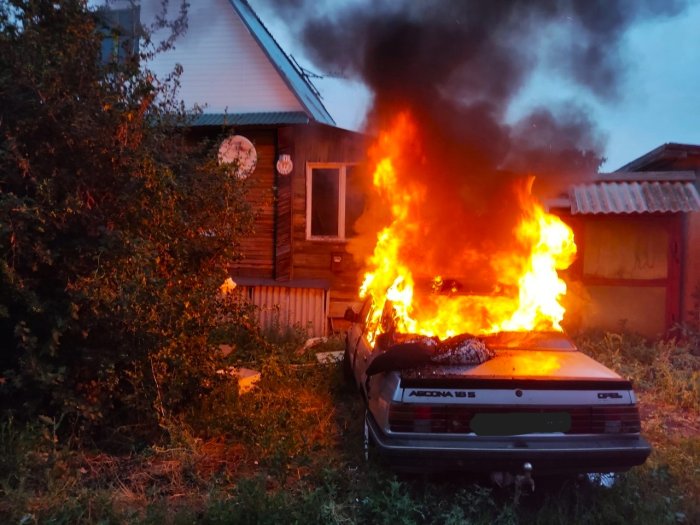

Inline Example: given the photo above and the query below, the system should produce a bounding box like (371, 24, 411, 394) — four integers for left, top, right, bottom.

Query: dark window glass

(99, 7, 140, 64)
(345, 165, 365, 237)
(311, 168, 339, 236)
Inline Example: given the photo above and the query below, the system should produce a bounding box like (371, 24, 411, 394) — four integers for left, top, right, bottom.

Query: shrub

(0, 0, 254, 444)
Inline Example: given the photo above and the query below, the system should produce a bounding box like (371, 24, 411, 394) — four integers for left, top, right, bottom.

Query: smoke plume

(260, 0, 688, 287)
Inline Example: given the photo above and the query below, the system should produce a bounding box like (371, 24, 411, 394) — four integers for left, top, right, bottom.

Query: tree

(0, 0, 254, 443)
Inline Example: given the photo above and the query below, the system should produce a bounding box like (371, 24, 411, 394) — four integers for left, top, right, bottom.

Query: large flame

(359, 113, 577, 344)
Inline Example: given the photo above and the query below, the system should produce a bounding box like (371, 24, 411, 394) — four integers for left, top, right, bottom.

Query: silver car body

(345, 302, 651, 475)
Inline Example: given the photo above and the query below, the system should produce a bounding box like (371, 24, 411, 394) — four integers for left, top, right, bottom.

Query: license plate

(470, 412, 571, 436)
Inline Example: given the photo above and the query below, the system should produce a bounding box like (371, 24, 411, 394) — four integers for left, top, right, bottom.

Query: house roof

(226, 0, 335, 126)
(567, 170, 700, 215)
(190, 111, 312, 126)
(547, 170, 700, 215)
(569, 181, 700, 214)
(615, 143, 700, 172)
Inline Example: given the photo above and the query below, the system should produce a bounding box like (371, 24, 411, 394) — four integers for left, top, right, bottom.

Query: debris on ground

(216, 367, 261, 394)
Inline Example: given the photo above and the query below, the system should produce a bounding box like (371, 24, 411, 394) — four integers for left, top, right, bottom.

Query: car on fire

(344, 298, 651, 479)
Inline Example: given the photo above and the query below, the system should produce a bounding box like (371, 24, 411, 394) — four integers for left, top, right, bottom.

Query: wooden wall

(682, 211, 700, 324)
(561, 214, 682, 337)
(276, 127, 295, 280)
(189, 123, 368, 333)
(230, 128, 276, 278)
(182, 126, 276, 278)
(281, 124, 368, 318)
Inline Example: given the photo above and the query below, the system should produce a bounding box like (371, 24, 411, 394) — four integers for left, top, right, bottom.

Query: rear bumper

(366, 413, 651, 475)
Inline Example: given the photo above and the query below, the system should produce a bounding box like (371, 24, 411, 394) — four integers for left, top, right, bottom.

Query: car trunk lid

(390, 348, 639, 435)
(400, 347, 628, 388)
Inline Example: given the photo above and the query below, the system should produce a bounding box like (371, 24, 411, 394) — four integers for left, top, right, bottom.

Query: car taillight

(413, 405, 432, 432)
(388, 403, 642, 434)
(388, 404, 469, 433)
(389, 404, 433, 432)
(414, 405, 432, 420)
(591, 405, 641, 433)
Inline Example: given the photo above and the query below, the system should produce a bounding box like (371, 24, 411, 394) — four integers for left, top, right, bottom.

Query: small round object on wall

(218, 135, 257, 179)
(276, 153, 293, 176)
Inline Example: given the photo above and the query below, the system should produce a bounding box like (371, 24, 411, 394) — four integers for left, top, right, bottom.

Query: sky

(251, 0, 700, 172)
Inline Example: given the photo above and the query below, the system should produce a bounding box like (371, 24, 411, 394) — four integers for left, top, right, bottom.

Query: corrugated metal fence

(239, 285, 329, 337)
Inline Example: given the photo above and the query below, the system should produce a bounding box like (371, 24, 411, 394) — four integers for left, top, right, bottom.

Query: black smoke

(263, 0, 686, 176)
(258, 0, 689, 284)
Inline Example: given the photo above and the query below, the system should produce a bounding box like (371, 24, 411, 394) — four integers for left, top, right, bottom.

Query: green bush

(0, 0, 254, 444)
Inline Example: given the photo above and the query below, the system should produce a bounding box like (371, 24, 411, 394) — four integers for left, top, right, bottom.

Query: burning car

(343, 114, 650, 479)
(344, 298, 651, 477)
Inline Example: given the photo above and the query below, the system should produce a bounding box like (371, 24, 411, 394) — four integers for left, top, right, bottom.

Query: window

(98, 6, 140, 65)
(306, 163, 365, 240)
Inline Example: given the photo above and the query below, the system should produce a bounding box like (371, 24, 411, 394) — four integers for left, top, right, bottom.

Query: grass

(1, 331, 698, 524)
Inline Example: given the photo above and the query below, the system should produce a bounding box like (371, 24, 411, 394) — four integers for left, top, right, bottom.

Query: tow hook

(514, 462, 535, 504)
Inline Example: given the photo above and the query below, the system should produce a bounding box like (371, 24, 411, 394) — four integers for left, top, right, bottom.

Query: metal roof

(615, 143, 700, 172)
(228, 0, 335, 126)
(598, 170, 697, 182)
(189, 111, 311, 127)
(569, 181, 700, 215)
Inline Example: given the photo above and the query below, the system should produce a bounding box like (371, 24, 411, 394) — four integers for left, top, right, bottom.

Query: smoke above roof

(264, 0, 686, 181)
(258, 0, 689, 288)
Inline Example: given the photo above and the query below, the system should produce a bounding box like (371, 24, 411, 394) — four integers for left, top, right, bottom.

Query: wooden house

(552, 144, 700, 337)
(96, 0, 368, 336)
(96, 2, 700, 339)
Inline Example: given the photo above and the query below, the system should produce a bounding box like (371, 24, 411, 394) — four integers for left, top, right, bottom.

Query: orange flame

(359, 112, 577, 344)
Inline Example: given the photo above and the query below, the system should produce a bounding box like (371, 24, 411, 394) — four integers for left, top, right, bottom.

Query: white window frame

(306, 162, 357, 241)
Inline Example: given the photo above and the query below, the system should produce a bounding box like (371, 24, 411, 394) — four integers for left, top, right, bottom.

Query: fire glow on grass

(359, 113, 577, 344)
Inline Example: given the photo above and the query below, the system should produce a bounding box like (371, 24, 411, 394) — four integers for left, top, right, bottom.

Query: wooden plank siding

(230, 129, 276, 278)
(683, 211, 700, 325)
(186, 123, 368, 334)
(275, 126, 295, 280)
(287, 124, 369, 320)
(559, 213, 682, 336)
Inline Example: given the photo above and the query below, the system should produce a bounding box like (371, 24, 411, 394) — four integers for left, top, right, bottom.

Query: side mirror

(344, 307, 360, 323)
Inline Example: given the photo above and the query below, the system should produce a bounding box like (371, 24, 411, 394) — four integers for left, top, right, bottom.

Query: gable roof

(615, 143, 700, 172)
(549, 145, 700, 215)
(228, 0, 335, 126)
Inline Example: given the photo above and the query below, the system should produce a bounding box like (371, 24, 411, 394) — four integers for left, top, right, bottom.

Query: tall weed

(576, 331, 700, 411)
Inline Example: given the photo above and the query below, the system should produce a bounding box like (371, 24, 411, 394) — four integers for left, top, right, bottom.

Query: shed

(552, 144, 700, 336)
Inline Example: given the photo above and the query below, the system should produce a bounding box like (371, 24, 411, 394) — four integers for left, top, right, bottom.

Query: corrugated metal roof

(189, 111, 310, 127)
(569, 181, 700, 214)
(229, 0, 336, 126)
